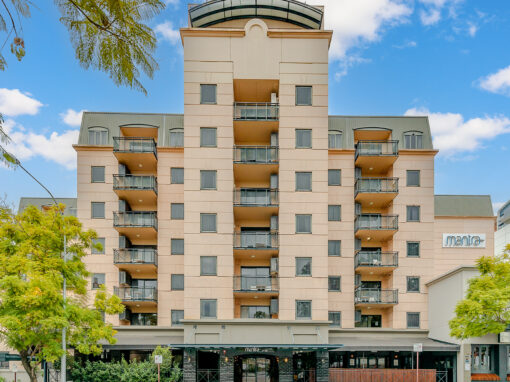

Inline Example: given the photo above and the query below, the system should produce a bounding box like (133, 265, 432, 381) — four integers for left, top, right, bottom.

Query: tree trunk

(19, 350, 39, 382)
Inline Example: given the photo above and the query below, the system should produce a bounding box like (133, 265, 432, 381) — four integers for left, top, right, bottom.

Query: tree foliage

(450, 245, 510, 339)
(0, 204, 124, 382)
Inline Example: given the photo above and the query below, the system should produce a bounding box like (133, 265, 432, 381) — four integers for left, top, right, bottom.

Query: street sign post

(413, 343, 423, 382)
(155, 355, 163, 382)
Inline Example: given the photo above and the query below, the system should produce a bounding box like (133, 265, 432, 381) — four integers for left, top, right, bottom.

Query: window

(407, 242, 420, 257)
(200, 256, 217, 276)
(296, 300, 312, 319)
(171, 168, 184, 184)
(407, 277, 420, 293)
(404, 131, 423, 149)
(296, 257, 312, 276)
(407, 206, 420, 222)
(356, 315, 381, 328)
(171, 310, 184, 326)
(296, 129, 312, 148)
(329, 311, 341, 327)
(91, 238, 105, 255)
(328, 240, 341, 256)
(169, 128, 184, 148)
(91, 202, 105, 219)
(328, 205, 341, 221)
(328, 130, 342, 149)
(407, 312, 420, 328)
(296, 172, 312, 191)
(407, 170, 420, 187)
(328, 276, 341, 291)
(171, 239, 184, 255)
(200, 299, 217, 318)
(200, 127, 217, 147)
(328, 170, 341, 186)
(200, 213, 217, 233)
(171, 203, 184, 220)
(296, 86, 312, 106)
(241, 306, 270, 319)
(296, 214, 312, 234)
(88, 127, 108, 145)
(91, 166, 105, 183)
(171, 274, 184, 291)
(131, 313, 157, 326)
(92, 273, 105, 289)
(200, 84, 217, 104)
(200, 170, 217, 190)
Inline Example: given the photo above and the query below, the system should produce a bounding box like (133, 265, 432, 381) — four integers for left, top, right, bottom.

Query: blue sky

(1, 0, 509, 212)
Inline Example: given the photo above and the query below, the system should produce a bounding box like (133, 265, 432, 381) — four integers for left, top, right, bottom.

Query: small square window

(171, 239, 184, 255)
(201, 84, 217, 104)
(200, 128, 217, 147)
(91, 238, 105, 255)
(328, 170, 341, 186)
(200, 299, 217, 318)
(407, 206, 420, 222)
(296, 214, 312, 234)
(171, 203, 184, 220)
(91, 166, 105, 183)
(407, 276, 420, 293)
(328, 276, 341, 291)
(200, 256, 217, 276)
(329, 311, 341, 327)
(296, 172, 312, 191)
(407, 242, 420, 257)
(407, 170, 421, 187)
(171, 310, 184, 326)
(91, 202, 105, 219)
(201, 213, 217, 233)
(296, 300, 312, 319)
(328, 240, 341, 257)
(92, 273, 105, 289)
(200, 170, 217, 190)
(407, 312, 420, 328)
(171, 274, 184, 291)
(296, 257, 312, 276)
(171, 168, 184, 184)
(296, 129, 312, 148)
(328, 205, 341, 221)
(296, 86, 312, 106)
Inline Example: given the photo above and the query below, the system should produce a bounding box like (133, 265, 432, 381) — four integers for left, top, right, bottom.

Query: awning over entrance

(168, 344, 341, 350)
(329, 337, 459, 352)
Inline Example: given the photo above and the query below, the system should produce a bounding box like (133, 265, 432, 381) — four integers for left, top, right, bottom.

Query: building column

(278, 350, 293, 382)
(183, 348, 196, 382)
(219, 349, 234, 382)
(497, 345, 507, 382)
(316, 350, 329, 382)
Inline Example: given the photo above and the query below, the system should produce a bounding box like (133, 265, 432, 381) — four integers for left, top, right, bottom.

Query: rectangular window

(91, 166, 105, 183)
(200, 84, 217, 104)
(92, 273, 105, 289)
(171, 274, 184, 291)
(328, 169, 341, 186)
(407, 242, 420, 257)
(200, 256, 217, 276)
(296, 257, 312, 276)
(407, 170, 421, 187)
(171, 203, 184, 220)
(328, 205, 341, 221)
(91, 238, 105, 255)
(328, 131, 342, 149)
(296, 86, 312, 106)
(407, 206, 420, 222)
(200, 299, 217, 318)
(169, 129, 184, 148)
(171, 310, 184, 326)
(328, 240, 341, 256)
(296, 214, 312, 234)
(171, 238, 184, 255)
(91, 202, 105, 219)
(328, 276, 341, 291)
(171, 168, 184, 184)
(296, 129, 312, 148)
(407, 276, 420, 293)
(200, 170, 217, 190)
(296, 300, 312, 319)
(404, 133, 423, 149)
(329, 311, 341, 327)
(241, 306, 271, 319)
(200, 213, 217, 233)
(296, 172, 312, 191)
(407, 312, 420, 328)
(200, 127, 217, 147)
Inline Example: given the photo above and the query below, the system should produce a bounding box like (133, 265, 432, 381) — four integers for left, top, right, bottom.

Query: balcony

(355, 140, 399, 174)
(113, 137, 157, 172)
(233, 146, 279, 184)
(355, 178, 398, 208)
(355, 214, 398, 242)
(233, 276, 279, 298)
(234, 189, 278, 221)
(113, 211, 158, 244)
(355, 288, 398, 308)
(113, 175, 158, 209)
(234, 103, 279, 121)
(233, 232, 279, 256)
(354, 251, 398, 274)
(114, 248, 157, 276)
(114, 286, 158, 309)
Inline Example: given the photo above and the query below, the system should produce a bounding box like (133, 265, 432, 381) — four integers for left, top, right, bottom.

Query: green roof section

(18, 197, 77, 216)
(434, 195, 494, 217)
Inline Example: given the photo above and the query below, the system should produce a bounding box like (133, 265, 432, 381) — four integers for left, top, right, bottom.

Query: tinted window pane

(91, 166, 105, 183)
(171, 203, 184, 220)
(201, 84, 217, 104)
(200, 170, 217, 190)
(328, 276, 341, 291)
(91, 202, 105, 219)
(407, 277, 420, 292)
(91, 238, 105, 255)
(296, 300, 311, 319)
(329, 311, 341, 327)
(296, 129, 312, 148)
(201, 213, 217, 232)
(200, 299, 217, 318)
(296, 257, 311, 276)
(171, 274, 184, 290)
(296, 86, 312, 106)
(407, 170, 420, 187)
(201, 256, 217, 276)
(407, 312, 420, 328)
(407, 242, 420, 257)
(296, 172, 312, 191)
(328, 205, 341, 221)
(171, 239, 184, 255)
(171, 168, 184, 184)
(407, 206, 420, 222)
(328, 170, 341, 186)
(296, 214, 311, 233)
(328, 240, 341, 256)
(171, 310, 184, 326)
(200, 128, 217, 147)
(92, 273, 105, 289)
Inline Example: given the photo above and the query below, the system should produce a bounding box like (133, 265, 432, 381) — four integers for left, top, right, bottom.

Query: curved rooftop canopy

(189, 0, 323, 30)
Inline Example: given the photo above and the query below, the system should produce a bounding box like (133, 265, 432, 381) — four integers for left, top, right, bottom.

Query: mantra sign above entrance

(442, 234, 486, 248)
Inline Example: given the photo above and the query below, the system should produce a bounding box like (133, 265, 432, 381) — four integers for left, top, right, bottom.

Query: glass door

(242, 358, 270, 382)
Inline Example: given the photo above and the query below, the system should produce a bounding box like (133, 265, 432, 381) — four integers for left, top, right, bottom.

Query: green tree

(0, 204, 124, 382)
(450, 245, 510, 339)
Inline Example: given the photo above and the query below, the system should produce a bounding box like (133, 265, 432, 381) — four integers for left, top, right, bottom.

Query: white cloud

(155, 21, 181, 46)
(0, 88, 43, 117)
(60, 109, 85, 127)
(467, 21, 478, 37)
(478, 65, 510, 97)
(404, 107, 510, 157)
(417, 0, 463, 26)
(393, 40, 418, 49)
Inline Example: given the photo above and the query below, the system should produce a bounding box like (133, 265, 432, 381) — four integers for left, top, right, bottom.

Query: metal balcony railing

(113, 211, 158, 230)
(233, 146, 279, 164)
(197, 370, 220, 382)
(234, 102, 279, 121)
(355, 178, 398, 195)
(233, 189, 279, 207)
(355, 140, 399, 160)
(113, 175, 158, 193)
(355, 214, 398, 231)
(113, 137, 157, 157)
(114, 286, 157, 302)
(233, 276, 279, 292)
(354, 251, 398, 268)
(233, 232, 279, 250)
(354, 288, 398, 305)
(114, 248, 158, 266)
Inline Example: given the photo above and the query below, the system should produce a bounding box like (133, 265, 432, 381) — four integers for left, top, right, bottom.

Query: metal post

(157, 363, 160, 382)
(416, 351, 419, 382)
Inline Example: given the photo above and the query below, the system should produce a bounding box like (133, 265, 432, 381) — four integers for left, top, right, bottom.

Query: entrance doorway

(234, 356, 278, 382)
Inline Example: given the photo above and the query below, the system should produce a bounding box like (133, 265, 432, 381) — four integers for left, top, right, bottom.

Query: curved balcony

(113, 211, 158, 244)
(113, 175, 158, 209)
(114, 286, 157, 309)
(113, 137, 157, 172)
(354, 251, 398, 274)
(355, 178, 398, 208)
(355, 141, 398, 174)
(355, 214, 398, 242)
(354, 288, 398, 308)
(233, 276, 279, 298)
(114, 248, 157, 276)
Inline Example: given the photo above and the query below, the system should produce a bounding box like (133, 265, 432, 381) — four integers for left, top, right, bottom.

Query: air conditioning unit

(271, 93, 278, 104)
(270, 298, 279, 315)
(119, 271, 131, 286)
(270, 258, 279, 274)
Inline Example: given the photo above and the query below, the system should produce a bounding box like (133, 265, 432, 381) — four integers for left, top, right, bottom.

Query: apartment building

(495, 200, 510, 255)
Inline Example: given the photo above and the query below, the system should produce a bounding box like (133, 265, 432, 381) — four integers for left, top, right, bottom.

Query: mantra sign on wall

(442, 234, 486, 248)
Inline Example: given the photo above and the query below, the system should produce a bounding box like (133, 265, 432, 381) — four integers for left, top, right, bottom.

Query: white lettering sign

(443, 234, 486, 248)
